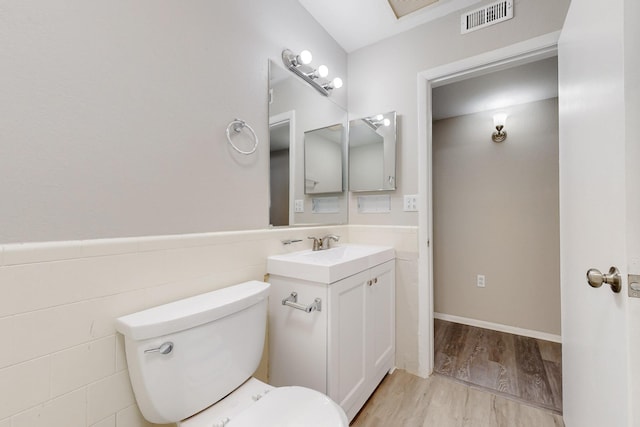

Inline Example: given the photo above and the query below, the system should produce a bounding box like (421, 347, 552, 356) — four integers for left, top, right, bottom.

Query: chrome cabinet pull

(586, 266, 621, 293)
(144, 342, 174, 355)
(282, 292, 322, 313)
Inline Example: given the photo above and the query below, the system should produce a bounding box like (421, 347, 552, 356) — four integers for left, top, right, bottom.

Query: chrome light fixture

(492, 112, 508, 142)
(282, 48, 343, 97)
(363, 113, 391, 130)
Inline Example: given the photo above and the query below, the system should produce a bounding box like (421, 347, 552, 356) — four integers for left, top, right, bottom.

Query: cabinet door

(327, 270, 368, 414)
(368, 260, 395, 387)
(269, 276, 328, 393)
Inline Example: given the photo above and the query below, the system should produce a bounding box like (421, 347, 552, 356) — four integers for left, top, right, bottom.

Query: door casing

(416, 31, 561, 377)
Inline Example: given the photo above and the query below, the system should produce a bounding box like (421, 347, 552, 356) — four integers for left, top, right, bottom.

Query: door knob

(586, 266, 621, 293)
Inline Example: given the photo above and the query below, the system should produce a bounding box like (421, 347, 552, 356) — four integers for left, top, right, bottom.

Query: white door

(558, 0, 631, 425)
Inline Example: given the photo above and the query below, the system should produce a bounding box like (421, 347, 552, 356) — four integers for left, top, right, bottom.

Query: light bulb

(317, 65, 329, 78)
(299, 50, 312, 65)
(332, 77, 343, 89)
(375, 114, 384, 121)
(493, 112, 507, 128)
(383, 118, 391, 127)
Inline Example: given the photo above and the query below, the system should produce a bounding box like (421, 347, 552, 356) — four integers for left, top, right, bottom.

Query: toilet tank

(115, 281, 270, 424)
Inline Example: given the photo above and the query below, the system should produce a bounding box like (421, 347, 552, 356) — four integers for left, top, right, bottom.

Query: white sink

(267, 244, 395, 283)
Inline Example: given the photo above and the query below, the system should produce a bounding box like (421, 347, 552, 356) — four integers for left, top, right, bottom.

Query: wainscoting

(0, 225, 418, 426)
(434, 319, 563, 413)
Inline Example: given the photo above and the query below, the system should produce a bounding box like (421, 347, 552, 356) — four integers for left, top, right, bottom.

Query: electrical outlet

(476, 274, 486, 288)
(403, 195, 419, 212)
(294, 199, 304, 213)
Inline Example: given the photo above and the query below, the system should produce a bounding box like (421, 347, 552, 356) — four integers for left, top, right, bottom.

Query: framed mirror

(268, 60, 348, 226)
(348, 111, 397, 192)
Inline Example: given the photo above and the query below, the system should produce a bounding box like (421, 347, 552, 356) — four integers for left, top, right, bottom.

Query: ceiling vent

(461, 0, 513, 34)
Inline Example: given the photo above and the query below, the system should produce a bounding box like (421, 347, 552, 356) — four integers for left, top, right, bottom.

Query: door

(328, 269, 368, 415)
(558, 0, 630, 425)
(368, 260, 395, 385)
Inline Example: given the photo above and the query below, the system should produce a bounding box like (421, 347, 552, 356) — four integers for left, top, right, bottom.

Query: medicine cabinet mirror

(349, 111, 397, 192)
(304, 124, 345, 194)
(268, 60, 348, 227)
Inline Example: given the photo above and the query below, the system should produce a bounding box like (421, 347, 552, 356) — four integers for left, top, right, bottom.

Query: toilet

(115, 281, 348, 426)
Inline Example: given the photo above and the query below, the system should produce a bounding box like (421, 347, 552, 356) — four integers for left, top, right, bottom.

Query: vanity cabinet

(268, 259, 395, 422)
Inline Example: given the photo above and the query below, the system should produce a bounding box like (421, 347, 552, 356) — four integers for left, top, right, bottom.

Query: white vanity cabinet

(268, 250, 395, 422)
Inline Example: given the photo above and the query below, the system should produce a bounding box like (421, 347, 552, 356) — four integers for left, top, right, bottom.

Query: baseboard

(433, 312, 562, 343)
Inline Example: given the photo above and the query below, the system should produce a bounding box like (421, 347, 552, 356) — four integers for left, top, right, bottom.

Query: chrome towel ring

(226, 118, 258, 155)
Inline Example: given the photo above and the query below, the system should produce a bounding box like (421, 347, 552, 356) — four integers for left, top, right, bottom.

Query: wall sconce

(492, 113, 508, 142)
(282, 48, 343, 97)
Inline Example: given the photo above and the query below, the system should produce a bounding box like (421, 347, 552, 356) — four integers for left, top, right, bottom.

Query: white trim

(434, 312, 562, 343)
(416, 30, 562, 378)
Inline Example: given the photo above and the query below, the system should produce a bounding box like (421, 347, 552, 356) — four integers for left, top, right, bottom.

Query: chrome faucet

(307, 234, 340, 251)
(308, 236, 322, 251)
(321, 234, 340, 250)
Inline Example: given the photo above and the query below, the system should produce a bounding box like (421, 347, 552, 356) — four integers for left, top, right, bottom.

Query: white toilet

(115, 281, 348, 427)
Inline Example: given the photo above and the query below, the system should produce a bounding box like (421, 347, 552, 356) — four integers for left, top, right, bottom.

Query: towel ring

(226, 118, 258, 155)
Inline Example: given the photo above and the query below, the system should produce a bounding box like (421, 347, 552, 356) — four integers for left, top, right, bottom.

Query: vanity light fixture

(363, 113, 391, 130)
(306, 64, 329, 80)
(282, 48, 343, 97)
(492, 112, 508, 142)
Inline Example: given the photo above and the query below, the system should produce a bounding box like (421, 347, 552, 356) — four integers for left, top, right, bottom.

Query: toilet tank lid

(115, 281, 270, 341)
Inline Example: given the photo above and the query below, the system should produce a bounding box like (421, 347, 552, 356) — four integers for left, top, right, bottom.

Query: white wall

(347, 0, 571, 225)
(0, 0, 347, 244)
(433, 98, 560, 336)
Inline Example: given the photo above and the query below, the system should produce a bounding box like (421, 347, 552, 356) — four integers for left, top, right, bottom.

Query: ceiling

(432, 56, 559, 120)
(298, 0, 483, 52)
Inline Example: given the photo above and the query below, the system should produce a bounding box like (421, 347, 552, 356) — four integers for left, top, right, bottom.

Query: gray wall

(433, 98, 561, 335)
(347, 0, 571, 226)
(0, 0, 347, 243)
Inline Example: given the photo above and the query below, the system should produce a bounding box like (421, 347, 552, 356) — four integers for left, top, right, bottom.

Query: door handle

(586, 266, 621, 293)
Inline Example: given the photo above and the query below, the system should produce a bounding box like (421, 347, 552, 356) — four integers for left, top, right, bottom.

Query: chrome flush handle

(144, 342, 174, 355)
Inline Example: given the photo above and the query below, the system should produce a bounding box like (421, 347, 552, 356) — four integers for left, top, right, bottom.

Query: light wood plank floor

(351, 370, 564, 427)
(434, 319, 562, 413)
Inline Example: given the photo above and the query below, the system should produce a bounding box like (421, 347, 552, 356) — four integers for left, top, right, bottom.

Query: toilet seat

(228, 386, 348, 427)
(179, 378, 348, 427)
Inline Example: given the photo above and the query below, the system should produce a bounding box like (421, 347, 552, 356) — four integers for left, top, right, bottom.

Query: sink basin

(267, 244, 395, 283)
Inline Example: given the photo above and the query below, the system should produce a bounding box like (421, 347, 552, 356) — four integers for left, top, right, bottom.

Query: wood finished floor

(350, 370, 564, 427)
(434, 319, 562, 414)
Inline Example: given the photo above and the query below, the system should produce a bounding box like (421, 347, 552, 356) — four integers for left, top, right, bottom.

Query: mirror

(305, 124, 345, 194)
(269, 60, 348, 226)
(349, 111, 397, 192)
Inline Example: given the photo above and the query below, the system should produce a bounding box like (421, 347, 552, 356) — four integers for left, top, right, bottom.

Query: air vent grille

(461, 0, 513, 34)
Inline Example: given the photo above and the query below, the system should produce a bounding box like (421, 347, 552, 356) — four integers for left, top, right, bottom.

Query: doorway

(415, 31, 561, 382)
(429, 56, 562, 411)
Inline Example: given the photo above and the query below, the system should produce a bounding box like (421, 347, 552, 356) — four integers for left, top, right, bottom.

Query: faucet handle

(307, 236, 322, 251)
(320, 234, 340, 250)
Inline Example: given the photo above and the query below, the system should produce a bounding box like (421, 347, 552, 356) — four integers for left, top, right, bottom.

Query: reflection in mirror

(269, 60, 348, 226)
(349, 111, 397, 192)
(269, 114, 294, 226)
(305, 124, 344, 194)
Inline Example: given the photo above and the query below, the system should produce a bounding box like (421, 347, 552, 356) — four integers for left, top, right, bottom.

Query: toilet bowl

(115, 281, 348, 426)
(179, 378, 347, 427)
